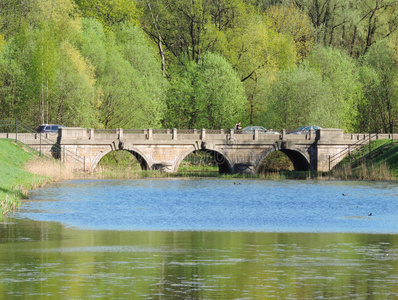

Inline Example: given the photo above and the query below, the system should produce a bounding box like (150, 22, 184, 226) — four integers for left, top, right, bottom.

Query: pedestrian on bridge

(235, 122, 242, 132)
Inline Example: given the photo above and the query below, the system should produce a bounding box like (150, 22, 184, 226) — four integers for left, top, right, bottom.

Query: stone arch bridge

(6, 127, 393, 174)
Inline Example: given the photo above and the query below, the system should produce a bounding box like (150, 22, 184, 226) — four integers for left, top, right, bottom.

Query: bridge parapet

(344, 133, 394, 141)
(315, 128, 344, 142)
(59, 127, 88, 139)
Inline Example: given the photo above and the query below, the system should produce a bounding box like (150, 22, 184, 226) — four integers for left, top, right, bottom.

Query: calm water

(0, 178, 398, 299)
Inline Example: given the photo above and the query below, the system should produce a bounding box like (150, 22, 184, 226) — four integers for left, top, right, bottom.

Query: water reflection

(0, 219, 398, 299)
(0, 178, 397, 299)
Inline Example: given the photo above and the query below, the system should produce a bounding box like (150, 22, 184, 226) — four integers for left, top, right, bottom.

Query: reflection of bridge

(2, 128, 394, 173)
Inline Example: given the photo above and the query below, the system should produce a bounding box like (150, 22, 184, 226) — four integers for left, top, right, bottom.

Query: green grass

(0, 139, 49, 217)
(369, 143, 398, 178)
(340, 139, 392, 165)
(333, 139, 398, 180)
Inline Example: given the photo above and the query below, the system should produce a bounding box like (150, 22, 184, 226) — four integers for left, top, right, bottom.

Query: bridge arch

(175, 148, 233, 173)
(255, 147, 311, 172)
(92, 148, 150, 172)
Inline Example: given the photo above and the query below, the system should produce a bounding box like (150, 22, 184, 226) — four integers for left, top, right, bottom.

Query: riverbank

(0, 139, 45, 216)
(0, 139, 74, 218)
(332, 140, 398, 181)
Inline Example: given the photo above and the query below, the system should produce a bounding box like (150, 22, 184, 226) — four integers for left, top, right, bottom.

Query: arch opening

(97, 149, 149, 172)
(259, 149, 310, 173)
(281, 149, 310, 171)
(178, 149, 232, 174)
(259, 151, 294, 173)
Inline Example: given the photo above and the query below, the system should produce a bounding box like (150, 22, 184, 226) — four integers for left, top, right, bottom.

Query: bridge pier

(233, 163, 256, 174)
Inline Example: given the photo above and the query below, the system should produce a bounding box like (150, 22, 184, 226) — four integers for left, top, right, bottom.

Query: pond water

(1, 179, 398, 299)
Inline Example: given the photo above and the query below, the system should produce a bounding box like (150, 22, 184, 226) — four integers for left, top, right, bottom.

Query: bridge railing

(90, 128, 230, 140)
(123, 129, 146, 134)
(85, 127, 330, 142)
(92, 129, 117, 134)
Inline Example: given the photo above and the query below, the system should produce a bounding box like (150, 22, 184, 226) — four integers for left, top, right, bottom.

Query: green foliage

(165, 53, 247, 129)
(1, 0, 398, 133)
(0, 0, 97, 128)
(75, 0, 141, 32)
(265, 3, 315, 63)
(98, 150, 142, 170)
(372, 143, 398, 178)
(305, 46, 362, 131)
(259, 151, 294, 172)
(0, 0, 41, 38)
(54, 42, 97, 127)
(358, 39, 398, 132)
(138, 0, 258, 67)
(113, 23, 166, 127)
(334, 139, 397, 180)
(0, 33, 4, 52)
(264, 64, 337, 129)
(294, 0, 398, 57)
(217, 17, 297, 124)
(0, 42, 28, 121)
(79, 20, 166, 129)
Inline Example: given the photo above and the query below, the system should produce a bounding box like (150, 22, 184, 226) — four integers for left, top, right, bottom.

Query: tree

(15, 0, 83, 125)
(139, 0, 299, 125)
(113, 22, 166, 128)
(194, 53, 247, 128)
(74, 0, 141, 32)
(0, 41, 28, 121)
(52, 41, 97, 127)
(165, 53, 247, 129)
(305, 45, 362, 131)
(164, 63, 197, 129)
(0, 32, 4, 52)
(294, 0, 398, 57)
(358, 39, 398, 133)
(138, 0, 256, 67)
(265, 4, 315, 63)
(264, 65, 337, 130)
(219, 17, 297, 124)
(78, 19, 166, 128)
(0, 0, 41, 38)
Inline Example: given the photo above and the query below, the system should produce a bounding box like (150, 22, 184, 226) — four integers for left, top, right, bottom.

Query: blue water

(17, 179, 398, 233)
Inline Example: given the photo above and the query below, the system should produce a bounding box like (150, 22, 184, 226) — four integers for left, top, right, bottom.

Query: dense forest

(0, 0, 397, 133)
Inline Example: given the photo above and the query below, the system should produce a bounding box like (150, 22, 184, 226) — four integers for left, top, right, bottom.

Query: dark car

(241, 126, 279, 135)
(36, 124, 65, 134)
(289, 125, 322, 134)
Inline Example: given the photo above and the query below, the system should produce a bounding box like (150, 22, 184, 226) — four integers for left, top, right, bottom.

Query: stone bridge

(2, 128, 393, 174)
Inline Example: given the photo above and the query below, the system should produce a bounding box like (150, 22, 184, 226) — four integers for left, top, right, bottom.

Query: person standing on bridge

(234, 122, 242, 132)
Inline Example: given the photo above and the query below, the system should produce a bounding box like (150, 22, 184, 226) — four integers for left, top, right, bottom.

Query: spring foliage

(0, 0, 398, 132)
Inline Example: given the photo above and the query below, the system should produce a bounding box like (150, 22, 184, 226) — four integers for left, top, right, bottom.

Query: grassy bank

(332, 140, 398, 180)
(0, 139, 47, 216)
(0, 139, 74, 218)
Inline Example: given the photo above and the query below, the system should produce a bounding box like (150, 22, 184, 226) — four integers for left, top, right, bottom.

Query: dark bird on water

(368, 213, 372, 216)
(342, 193, 348, 196)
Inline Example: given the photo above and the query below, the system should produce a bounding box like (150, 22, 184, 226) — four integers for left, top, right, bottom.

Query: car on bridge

(288, 125, 322, 134)
(36, 124, 66, 134)
(241, 126, 279, 135)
